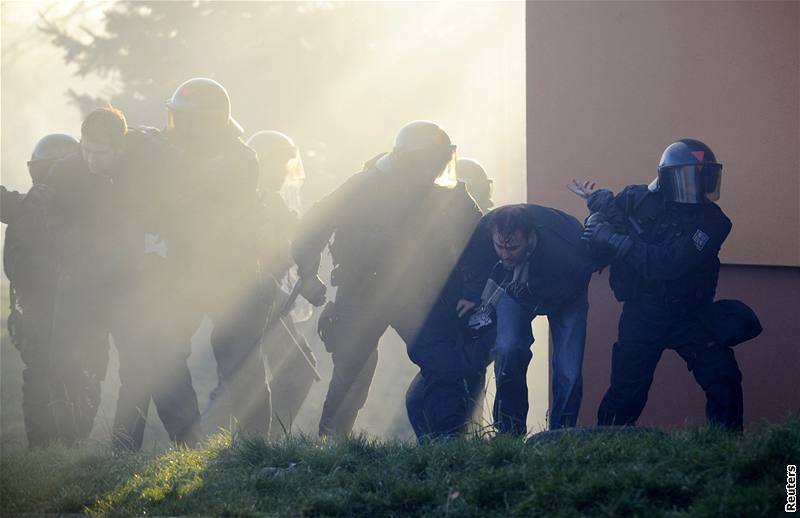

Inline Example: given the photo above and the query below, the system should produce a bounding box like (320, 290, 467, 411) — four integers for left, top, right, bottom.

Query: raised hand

(567, 179, 597, 199)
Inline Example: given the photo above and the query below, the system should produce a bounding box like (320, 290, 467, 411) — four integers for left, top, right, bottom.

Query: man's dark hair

(489, 204, 535, 239)
(81, 106, 127, 147)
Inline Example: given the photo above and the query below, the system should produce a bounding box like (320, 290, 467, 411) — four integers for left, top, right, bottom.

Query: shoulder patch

(692, 229, 710, 251)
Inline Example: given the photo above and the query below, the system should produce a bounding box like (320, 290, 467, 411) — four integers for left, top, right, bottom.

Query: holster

(698, 299, 762, 348)
(317, 300, 338, 352)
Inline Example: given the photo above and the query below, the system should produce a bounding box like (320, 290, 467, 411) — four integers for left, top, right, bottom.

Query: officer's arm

(291, 175, 358, 278)
(586, 188, 630, 230)
(1, 185, 24, 225)
(459, 216, 497, 302)
(623, 212, 732, 281)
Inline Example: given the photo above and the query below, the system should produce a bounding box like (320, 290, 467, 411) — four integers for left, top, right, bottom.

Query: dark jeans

(597, 302, 743, 431)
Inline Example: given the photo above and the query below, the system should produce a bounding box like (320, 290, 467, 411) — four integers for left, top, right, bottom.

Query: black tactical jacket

(157, 132, 260, 282)
(586, 185, 732, 308)
(292, 155, 483, 312)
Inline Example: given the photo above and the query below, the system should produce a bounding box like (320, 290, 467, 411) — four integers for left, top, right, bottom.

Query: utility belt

(630, 285, 712, 315)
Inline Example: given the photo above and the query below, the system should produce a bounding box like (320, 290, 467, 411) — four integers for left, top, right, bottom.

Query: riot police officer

(571, 138, 744, 430)
(240, 129, 318, 439)
(292, 121, 484, 439)
(456, 158, 494, 213)
(3, 134, 79, 447)
(160, 77, 268, 436)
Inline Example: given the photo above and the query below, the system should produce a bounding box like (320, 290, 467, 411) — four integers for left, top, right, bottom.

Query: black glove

(298, 274, 327, 307)
(581, 220, 632, 261)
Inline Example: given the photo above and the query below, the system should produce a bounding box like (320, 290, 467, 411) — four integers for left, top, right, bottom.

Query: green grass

(2, 419, 797, 517)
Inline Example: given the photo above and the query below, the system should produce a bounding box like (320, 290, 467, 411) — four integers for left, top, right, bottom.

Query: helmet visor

(659, 164, 722, 203)
(434, 146, 458, 188)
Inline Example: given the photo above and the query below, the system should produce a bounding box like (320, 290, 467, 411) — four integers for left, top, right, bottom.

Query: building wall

(579, 265, 800, 428)
(526, 1, 799, 267)
(526, 1, 800, 427)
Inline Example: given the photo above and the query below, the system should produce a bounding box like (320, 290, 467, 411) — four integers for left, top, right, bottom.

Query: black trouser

(597, 301, 743, 431)
(207, 284, 272, 437)
(111, 265, 201, 450)
(10, 292, 59, 448)
(405, 310, 492, 441)
(48, 276, 111, 445)
(263, 314, 317, 440)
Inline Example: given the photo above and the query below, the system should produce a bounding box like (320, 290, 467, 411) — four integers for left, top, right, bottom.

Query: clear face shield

(657, 164, 722, 204)
(279, 149, 306, 213)
(433, 145, 458, 188)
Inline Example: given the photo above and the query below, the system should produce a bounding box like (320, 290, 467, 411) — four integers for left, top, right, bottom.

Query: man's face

(81, 136, 120, 176)
(493, 229, 529, 269)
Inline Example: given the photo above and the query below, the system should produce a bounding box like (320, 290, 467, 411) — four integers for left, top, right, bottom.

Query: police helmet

(649, 139, 722, 204)
(29, 134, 79, 165)
(166, 77, 243, 136)
(246, 130, 305, 193)
(456, 158, 494, 211)
(27, 133, 80, 182)
(376, 120, 457, 186)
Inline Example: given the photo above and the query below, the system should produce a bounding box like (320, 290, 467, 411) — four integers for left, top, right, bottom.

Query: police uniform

(293, 156, 484, 438)
(256, 190, 318, 439)
(160, 130, 268, 436)
(587, 184, 743, 430)
(3, 183, 61, 446)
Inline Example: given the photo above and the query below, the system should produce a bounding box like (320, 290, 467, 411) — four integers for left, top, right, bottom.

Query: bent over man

(462, 204, 595, 434)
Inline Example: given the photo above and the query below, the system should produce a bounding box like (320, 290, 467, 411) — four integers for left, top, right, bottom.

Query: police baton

(264, 278, 322, 381)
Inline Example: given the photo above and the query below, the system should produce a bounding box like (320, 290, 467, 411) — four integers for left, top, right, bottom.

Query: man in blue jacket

(462, 203, 596, 434)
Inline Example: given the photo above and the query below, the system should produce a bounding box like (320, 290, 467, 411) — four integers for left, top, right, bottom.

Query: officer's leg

(405, 371, 429, 439)
(151, 339, 202, 446)
(318, 299, 386, 437)
(492, 293, 535, 435)
(597, 306, 665, 426)
(210, 286, 271, 436)
(112, 331, 152, 450)
(461, 324, 493, 432)
(402, 309, 474, 440)
(78, 296, 110, 441)
(320, 339, 381, 437)
(49, 281, 109, 444)
(264, 319, 317, 439)
(674, 334, 744, 431)
(15, 301, 58, 447)
(548, 292, 589, 429)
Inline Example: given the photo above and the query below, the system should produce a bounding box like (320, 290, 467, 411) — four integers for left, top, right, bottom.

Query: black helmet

(27, 133, 79, 183)
(456, 158, 494, 211)
(166, 77, 243, 136)
(375, 120, 457, 186)
(246, 130, 305, 193)
(649, 138, 722, 204)
(28, 133, 79, 165)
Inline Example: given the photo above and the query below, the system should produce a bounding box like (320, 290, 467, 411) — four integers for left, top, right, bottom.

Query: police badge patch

(692, 229, 710, 251)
